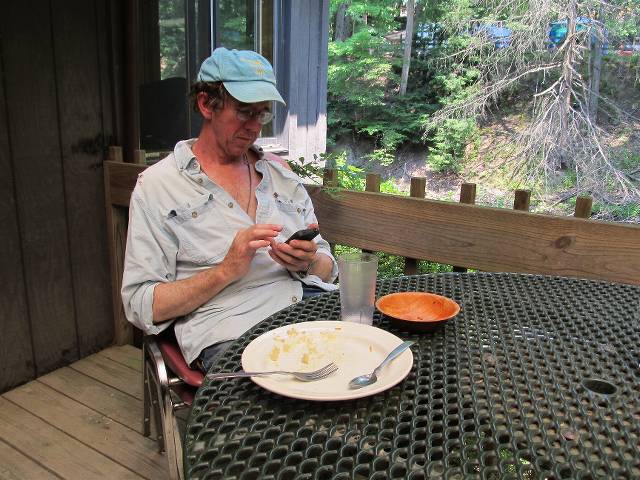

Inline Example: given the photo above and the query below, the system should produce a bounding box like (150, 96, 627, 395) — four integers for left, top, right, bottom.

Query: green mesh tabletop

(185, 273, 640, 480)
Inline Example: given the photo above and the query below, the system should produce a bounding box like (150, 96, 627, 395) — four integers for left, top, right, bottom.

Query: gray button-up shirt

(121, 139, 338, 364)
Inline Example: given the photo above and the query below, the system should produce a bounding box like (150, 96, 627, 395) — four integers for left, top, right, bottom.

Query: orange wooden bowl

(376, 292, 460, 332)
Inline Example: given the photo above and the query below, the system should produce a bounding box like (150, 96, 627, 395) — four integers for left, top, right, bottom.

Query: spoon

(349, 340, 415, 389)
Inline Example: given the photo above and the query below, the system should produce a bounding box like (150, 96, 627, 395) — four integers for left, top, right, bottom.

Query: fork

(206, 362, 338, 382)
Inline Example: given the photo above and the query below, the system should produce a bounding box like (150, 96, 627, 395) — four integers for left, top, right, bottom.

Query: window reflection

(215, 1, 254, 51)
(139, 0, 277, 153)
(215, 0, 275, 137)
(159, 0, 186, 79)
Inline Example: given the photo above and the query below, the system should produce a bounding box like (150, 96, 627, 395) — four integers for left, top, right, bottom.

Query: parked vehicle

(474, 23, 512, 49)
(548, 17, 608, 53)
(617, 37, 640, 56)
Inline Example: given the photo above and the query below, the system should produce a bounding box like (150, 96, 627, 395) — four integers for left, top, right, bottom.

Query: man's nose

(244, 116, 262, 133)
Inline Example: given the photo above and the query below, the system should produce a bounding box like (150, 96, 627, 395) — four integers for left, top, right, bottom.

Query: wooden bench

(104, 150, 640, 344)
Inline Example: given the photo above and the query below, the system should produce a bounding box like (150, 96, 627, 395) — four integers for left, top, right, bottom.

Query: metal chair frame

(142, 335, 193, 480)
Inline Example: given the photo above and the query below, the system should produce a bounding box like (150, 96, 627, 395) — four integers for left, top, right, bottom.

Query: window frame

(209, 0, 288, 152)
(137, 0, 290, 156)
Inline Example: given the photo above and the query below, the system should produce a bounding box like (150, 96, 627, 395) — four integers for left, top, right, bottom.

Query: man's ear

(197, 92, 214, 120)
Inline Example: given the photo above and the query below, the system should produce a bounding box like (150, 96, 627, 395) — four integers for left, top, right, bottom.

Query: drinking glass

(337, 253, 379, 325)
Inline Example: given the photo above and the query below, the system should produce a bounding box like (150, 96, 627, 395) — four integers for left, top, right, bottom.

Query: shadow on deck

(0, 345, 170, 479)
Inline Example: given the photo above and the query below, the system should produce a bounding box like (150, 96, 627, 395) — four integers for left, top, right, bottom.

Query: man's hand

(269, 223, 319, 273)
(152, 224, 282, 323)
(219, 224, 282, 283)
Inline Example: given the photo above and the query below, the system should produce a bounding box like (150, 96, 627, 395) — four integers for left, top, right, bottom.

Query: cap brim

(223, 80, 286, 106)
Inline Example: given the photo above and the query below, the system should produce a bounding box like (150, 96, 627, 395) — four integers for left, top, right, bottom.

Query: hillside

(330, 78, 640, 223)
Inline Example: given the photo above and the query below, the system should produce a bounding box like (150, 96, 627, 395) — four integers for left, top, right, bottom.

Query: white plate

(241, 321, 413, 401)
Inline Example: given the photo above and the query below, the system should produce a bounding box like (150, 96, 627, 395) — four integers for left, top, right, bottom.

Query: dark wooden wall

(0, 0, 121, 392)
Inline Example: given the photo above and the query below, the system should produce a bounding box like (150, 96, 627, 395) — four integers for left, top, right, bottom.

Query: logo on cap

(240, 58, 266, 76)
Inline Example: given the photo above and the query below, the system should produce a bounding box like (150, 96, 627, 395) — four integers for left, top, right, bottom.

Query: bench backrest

(104, 159, 640, 342)
(307, 187, 639, 284)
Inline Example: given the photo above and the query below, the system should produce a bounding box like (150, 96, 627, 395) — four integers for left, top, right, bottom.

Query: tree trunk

(588, 9, 603, 124)
(399, 0, 416, 95)
(558, 0, 578, 169)
(334, 2, 351, 41)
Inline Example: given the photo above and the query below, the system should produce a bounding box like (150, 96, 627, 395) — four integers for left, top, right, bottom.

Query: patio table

(184, 272, 640, 479)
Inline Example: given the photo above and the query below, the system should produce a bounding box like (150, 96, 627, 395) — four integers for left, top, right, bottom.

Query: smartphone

(285, 227, 320, 244)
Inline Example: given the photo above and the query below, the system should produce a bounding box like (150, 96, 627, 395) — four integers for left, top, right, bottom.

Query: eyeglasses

(234, 105, 274, 125)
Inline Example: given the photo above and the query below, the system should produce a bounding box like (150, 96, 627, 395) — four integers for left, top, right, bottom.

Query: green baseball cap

(197, 47, 285, 106)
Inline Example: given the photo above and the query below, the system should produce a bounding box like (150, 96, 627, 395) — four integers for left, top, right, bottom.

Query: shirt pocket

(273, 194, 307, 215)
(165, 193, 231, 264)
(272, 194, 308, 239)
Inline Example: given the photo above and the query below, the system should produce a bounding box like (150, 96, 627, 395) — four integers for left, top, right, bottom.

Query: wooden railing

(104, 147, 640, 344)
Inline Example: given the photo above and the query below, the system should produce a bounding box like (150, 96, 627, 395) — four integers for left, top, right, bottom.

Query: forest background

(324, 0, 640, 224)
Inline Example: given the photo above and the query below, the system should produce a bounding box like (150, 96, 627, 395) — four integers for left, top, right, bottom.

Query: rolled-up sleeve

(296, 191, 339, 288)
(121, 190, 176, 335)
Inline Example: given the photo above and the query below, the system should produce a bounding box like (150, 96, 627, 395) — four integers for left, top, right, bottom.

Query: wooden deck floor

(0, 345, 169, 479)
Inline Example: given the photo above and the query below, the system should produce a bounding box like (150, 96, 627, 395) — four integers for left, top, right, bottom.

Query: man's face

(211, 98, 271, 157)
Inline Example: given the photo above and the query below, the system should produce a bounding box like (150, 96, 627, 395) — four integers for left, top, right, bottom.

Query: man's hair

(189, 81, 230, 113)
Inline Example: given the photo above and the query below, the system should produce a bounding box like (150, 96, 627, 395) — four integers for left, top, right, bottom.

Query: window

(139, 0, 283, 153)
(213, 0, 279, 140)
(159, 0, 186, 80)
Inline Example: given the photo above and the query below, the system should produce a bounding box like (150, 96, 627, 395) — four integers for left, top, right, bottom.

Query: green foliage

(330, 153, 452, 277)
(591, 201, 640, 220)
(330, 0, 399, 34)
(333, 246, 452, 279)
(159, 0, 186, 79)
(562, 170, 578, 189)
(287, 155, 325, 182)
(327, 0, 485, 172)
(325, 150, 402, 194)
(365, 148, 396, 166)
(613, 148, 640, 170)
(428, 118, 478, 172)
(605, 0, 640, 40)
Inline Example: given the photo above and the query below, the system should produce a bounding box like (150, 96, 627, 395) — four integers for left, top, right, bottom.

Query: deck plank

(3, 382, 166, 479)
(0, 439, 60, 480)
(0, 397, 144, 479)
(97, 345, 142, 372)
(38, 367, 143, 434)
(70, 352, 142, 399)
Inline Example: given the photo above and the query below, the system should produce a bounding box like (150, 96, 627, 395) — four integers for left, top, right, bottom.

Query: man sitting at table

(121, 47, 338, 372)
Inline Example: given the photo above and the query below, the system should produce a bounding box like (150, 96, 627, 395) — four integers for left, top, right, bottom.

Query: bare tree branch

(424, 0, 640, 202)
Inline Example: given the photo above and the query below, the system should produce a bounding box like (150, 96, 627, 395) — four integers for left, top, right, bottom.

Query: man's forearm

(153, 253, 334, 324)
(152, 266, 232, 323)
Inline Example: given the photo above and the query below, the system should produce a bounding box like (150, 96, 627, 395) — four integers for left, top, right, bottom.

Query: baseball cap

(197, 47, 286, 106)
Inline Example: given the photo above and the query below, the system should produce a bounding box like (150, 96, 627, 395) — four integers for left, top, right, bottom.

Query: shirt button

(292, 296, 298, 302)
(228, 202, 234, 208)
(191, 211, 198, 218)
(296, 208, 301, 213)
(197, 177, 203, 184)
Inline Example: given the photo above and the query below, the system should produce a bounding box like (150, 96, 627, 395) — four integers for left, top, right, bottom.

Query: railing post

(134, 149, 146, 165)
(453, 183, 477, 272)
(323, 168, 338, 188)
(322, 168, 338, 255)
(459, 183, 476, 205)
(574, 196, 593, 218)
(108, 145, 123, 162)
(362, 173, 382, 256)
(404, 177, 426, 275)
(514, 189, 531, 211)
(366, 173, 381, 193)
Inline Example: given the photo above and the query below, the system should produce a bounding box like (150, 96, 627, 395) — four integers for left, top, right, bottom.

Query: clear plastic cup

(337, 253, 379, 325)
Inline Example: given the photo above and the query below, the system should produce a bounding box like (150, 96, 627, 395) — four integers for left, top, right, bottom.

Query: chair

(143, 328, 204, 480)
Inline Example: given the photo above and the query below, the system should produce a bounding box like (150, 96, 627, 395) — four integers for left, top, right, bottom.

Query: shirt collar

(174, 139, 198, 171)
(173, 139, 266, 171)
